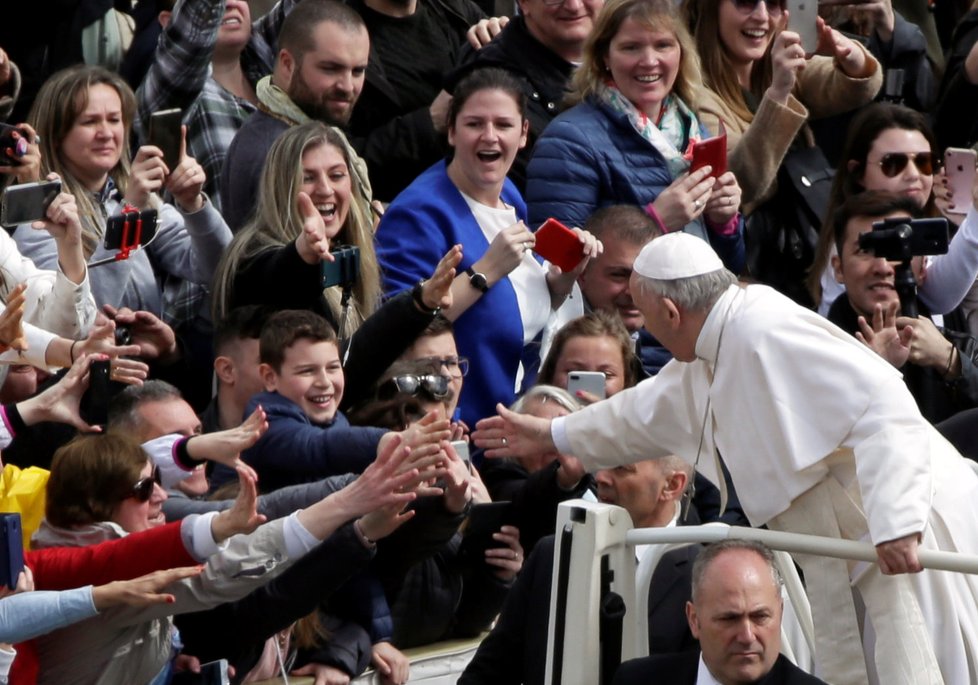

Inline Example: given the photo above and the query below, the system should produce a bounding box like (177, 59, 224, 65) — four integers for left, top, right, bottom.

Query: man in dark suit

(613, 540, 828, 685)
(460, 455, 699, 684)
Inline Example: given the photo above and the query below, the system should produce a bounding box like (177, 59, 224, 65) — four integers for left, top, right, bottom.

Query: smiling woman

(524, 0, 746, 275)
(376, 68, 601, 428)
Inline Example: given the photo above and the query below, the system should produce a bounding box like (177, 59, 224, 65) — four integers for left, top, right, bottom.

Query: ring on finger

(693, 199, 702, 210)
(501, 437, 508, 447)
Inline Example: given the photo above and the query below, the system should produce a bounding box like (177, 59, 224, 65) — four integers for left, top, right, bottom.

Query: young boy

(210, 310, 388, 492)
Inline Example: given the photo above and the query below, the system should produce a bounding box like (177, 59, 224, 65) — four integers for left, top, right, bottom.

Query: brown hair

(277, 0, 366, 66)
(537, 310, 638, 389)
(259, 309, 337, 372)
(46, 434, 148, 529)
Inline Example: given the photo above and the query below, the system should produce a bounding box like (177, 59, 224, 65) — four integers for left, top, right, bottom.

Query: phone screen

(149, 109, 183, 171)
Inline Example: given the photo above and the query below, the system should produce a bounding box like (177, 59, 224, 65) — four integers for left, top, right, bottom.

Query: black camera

(858, 216, 950, 317)
(858, 217, 949, 261)
(321, 245, 361, 289)
(114, 325, 132, 346)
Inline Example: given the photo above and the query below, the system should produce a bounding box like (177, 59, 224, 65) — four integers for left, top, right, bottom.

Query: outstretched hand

(91, 565, 205, 610)
(211, 466, 267, 542)
(855, 300, 911, 368)
(0, 283, 27, 353)
(473, 403, 557, 460)
(295, 191, 334, 265)
(185, 406, 267, 474)
(420, 245, 462, 311)
(16, 353, 110, 432)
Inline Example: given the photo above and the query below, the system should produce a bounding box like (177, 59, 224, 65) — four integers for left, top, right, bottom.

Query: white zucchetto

(633, 233, 724, 280)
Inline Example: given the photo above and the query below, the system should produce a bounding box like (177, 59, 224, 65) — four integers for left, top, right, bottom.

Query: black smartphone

(321, 244, 361, 288)
(81, 359, 112, 428)
(103, 208, 159, 251)
(0, 513, 24, 590)
(1, 179, 61, 227)
(170, 660, 230, 685)
(148, 108, 183, 172)
(459, 502, 514, 564)
(0, 123, 28, 166)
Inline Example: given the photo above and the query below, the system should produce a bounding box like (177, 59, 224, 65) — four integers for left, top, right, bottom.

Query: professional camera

(858, 216, 949, 317)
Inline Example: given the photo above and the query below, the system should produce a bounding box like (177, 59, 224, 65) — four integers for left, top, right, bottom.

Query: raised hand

(185, 406, 267, 474)
(704, 172, 742, 225)
(484, 525, 523, 581)
(473, 403, 556, 460)
(210, 466, 267, 542)
(546, 226, 603, 307)
(768, 26, 807, 103)
(165, 127, 206, 213)
(815, 16, 869, 77)
(102, 305, 178, 362)
(0, 123, 42, 184)
(855, 300, 911, 368)
(17, 353, 112, 432)
(650, 167, 715, 231)
(0, 283, 27, 353)
(125, 146, 168, 209)
(295, 191, 333, 265)
(474, 221, 535, 286)
(420, 244, 463, 311)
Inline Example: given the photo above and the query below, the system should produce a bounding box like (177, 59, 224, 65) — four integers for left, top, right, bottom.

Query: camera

(321, 245, 361, 289)
(858, 216, 949, 262)
(114, 325, 132, 346)
(858, 216, 949, 317)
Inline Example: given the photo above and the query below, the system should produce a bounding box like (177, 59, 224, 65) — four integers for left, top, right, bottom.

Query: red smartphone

(533, 218, 585, 272)
(690, 134, 727, 178)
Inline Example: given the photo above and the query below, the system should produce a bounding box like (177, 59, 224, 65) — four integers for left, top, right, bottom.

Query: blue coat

(525, 98, 745, 272)
(210, 390, 386, 493)
(376, 161, 532, 428)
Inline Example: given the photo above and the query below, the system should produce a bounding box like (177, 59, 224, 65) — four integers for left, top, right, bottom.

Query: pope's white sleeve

(843, 376, 932, 545)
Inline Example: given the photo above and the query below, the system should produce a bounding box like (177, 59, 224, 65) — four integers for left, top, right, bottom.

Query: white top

(695, 654, 723, 685)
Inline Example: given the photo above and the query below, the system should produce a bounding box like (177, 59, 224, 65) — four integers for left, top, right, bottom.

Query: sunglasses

(418, 355, 470, 378)
(874, 152, 935, 178)
(128, 466, 162, 502)
(391, 374, 451, 399)
(730, 0, 785, 15)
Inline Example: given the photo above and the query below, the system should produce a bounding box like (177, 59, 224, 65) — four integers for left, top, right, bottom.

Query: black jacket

(612, 651, 828, 685)
(933, 9, 978, 151)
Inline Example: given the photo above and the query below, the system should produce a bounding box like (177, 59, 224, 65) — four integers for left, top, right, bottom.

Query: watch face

(470, 272, 489, 292)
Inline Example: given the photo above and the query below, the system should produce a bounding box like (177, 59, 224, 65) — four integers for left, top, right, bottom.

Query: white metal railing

(545, 499, 978, 685)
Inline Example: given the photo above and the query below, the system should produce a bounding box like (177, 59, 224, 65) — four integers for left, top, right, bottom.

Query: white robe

(552, 283, 978, 683)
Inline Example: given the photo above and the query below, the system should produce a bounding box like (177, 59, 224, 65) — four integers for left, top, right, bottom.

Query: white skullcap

(633, 233, 724, 280)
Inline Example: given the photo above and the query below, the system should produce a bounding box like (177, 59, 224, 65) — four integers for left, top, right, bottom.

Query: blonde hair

(212, 121, 381, 336)
(571, 0, 704, 110)
(28, 65, 136, 257)
(682, 0, 775, 123)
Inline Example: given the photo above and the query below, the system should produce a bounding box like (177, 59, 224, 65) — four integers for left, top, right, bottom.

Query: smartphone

(171, 660, 230, 685)
(460, 502, 514, 564)
(690, 134, 727, 178)
(82, 359, 112, 428)
(103, 208, 159, 251)
(533, 218, 585, 272)
(0, 513, 24, 590)
(0, 123, 29, 166)
(786, 0, 819, 53)
(567, 370, 606, 400)
(945, 148, 977, 216)
(0, 179, 61, 227)
(450, 439, 470, 465)
(148, 108, 183, 172)
(321, 244, 361, 288)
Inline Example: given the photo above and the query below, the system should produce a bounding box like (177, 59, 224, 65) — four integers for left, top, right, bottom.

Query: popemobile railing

(543, 499, 978, 685)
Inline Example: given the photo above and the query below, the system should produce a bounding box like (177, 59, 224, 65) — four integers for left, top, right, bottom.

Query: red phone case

(690, 135, 727, 177)
(533, 218, 585, 272)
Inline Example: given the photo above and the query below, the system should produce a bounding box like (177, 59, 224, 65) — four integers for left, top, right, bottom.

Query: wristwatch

(465, 267, 489, 294)
(411, 279, 440, 316)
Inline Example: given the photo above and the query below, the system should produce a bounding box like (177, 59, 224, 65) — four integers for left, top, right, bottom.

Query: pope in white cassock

(474, 232, 978, 685)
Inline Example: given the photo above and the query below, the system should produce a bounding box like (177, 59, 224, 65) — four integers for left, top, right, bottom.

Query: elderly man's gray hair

(634, 268, 737, 312)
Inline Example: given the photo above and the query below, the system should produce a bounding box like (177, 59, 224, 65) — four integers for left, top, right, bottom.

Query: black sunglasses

(874, 152, 935, 178)
(391, 374, 451, 399)
(730, 0, 785, 15)
(128, 466, 162, 502)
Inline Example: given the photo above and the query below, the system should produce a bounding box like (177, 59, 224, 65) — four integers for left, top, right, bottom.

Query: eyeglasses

(127, 466, 162, 502)
(874, 152, 935, 178)
(419, 356, 470, 378)
(391, 374, 452, 399)
(542, 0, 568, 6)
(730, 0, 785, 15)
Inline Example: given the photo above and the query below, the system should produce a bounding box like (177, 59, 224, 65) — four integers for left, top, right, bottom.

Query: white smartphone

(450, 439, 470, 464)
(945, 148, 977, 215)
(567, 371, 606, 400)
(787, 0, 819, 54)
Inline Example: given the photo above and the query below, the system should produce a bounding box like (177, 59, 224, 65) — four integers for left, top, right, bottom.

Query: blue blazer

(376, 161, 532, 427)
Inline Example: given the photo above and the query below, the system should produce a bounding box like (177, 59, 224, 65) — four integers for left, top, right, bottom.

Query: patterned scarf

(599, 82, 702, 179)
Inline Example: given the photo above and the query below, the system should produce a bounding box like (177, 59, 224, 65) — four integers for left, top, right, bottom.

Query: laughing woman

(524, 0, 745, 273)
(376, 68, 601, 428)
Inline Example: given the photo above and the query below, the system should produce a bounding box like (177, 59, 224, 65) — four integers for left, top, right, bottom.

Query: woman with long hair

(524, 0, 744, 272)
(808, 103, 978, 315)
(14, 65, 231, 318)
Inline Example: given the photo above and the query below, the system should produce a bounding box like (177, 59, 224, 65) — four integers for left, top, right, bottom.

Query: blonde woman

(524, 0, 744, 272)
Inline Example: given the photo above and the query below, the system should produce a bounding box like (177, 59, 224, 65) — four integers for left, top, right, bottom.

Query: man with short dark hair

(613, 540, 827, 685)
(221, 0, 374, 230)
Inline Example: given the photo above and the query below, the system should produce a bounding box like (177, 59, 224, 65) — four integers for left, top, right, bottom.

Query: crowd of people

(0, 0, 977, 682)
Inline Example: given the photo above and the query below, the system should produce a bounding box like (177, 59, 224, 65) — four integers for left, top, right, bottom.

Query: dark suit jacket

(459, 533, 700, 685)
(612, 651, 828, 685)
